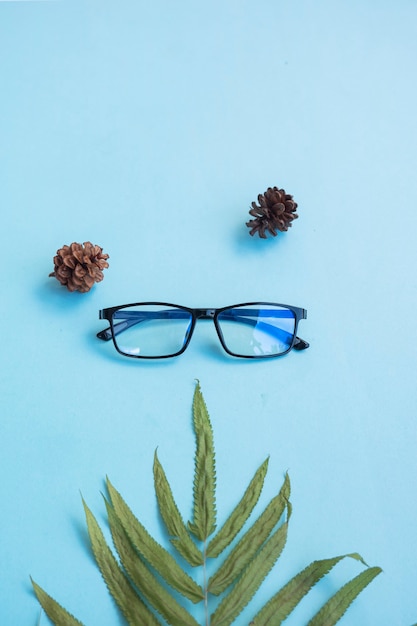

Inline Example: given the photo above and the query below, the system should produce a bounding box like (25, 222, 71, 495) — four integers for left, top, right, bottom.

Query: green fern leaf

(106, 501, 199, 626)
(31, 580, 84, 626)
(208, 473, 290, 595)
(250, 553, 369, 625)
(152, 453, 203, 566)
(207, 457, 269, 558)
(82, 499, 162, 626)
(107, 477, 203, 600)
(33, 384, 381, 626)
(307, 566, 382, 626)
(188, 381, 216, 541)
(210, 521, 289, 626)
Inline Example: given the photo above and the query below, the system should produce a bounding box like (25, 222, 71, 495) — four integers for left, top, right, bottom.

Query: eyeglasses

(97, 302, 309, 359)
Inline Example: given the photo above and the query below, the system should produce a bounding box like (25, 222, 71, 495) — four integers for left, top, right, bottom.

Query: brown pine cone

(246, 186, 298, 238)
(49, 242, 109, 292)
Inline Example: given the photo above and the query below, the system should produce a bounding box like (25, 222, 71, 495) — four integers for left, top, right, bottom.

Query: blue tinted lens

(217, 305, 296, 357)
(111, 305, 192, 357)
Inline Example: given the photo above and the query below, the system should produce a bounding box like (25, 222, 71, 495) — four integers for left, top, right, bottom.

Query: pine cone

(246, 186, 298, 238)
(49, 242, 109, 292)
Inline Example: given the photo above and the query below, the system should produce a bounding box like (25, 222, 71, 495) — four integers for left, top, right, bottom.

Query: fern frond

(153, 453, 203, 566)
(250, 553, 369, 624)
(207, 457, 269, 558)
(307, 566, 382, 626)
(106, 501, 199, 626)
(208, 473, 290, 595)
(82, 499, 161, 626)
(31, 580, 84, 626)
(107, 477, 203, 600)
(210, 521, 289, 626)
(188, 381, 216, 541)
(32, 384, 381, 626)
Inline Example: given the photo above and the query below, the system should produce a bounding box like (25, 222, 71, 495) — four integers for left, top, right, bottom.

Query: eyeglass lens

(111, 305, 193, 357)
(110, 303, 297, 358)
(217, 304, 296, 357)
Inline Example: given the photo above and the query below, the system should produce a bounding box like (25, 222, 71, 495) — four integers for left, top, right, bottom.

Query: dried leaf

(107, 477, 203, 601)
(208, 473, 290, 595)
(188, 381, 216, 541)
(153, 453, 203, 566)
(31, 580, 84, 626)
(250, 553, 370, 624)
(83, 499, 161, 626)
(210, 521, 288, 626)
(307, 566, 382, 626)
(32, 383, 381, 626)
(207, 457, 269, 558)
(106, 501, 199, 626)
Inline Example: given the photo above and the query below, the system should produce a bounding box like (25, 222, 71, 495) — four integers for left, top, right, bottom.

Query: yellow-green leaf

(207, 457, 269, 558)
(106, 502, 199, 626)
(208, 473, 290, 596)
(31, 580, 84, 626)
(152, 453, 203, 566)
(250, 553, 369, 625)
(107, 477, 203, 599)
(308, 566, 382, 626)
(188, 381, 216, 541)
(83, 499, 161, 626)
(210, 521, 288, 626)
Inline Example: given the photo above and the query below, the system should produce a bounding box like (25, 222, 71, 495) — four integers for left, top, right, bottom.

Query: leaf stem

(203, 539, 209, 626)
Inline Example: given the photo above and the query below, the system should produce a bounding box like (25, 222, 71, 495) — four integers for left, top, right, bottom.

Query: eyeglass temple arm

(97, 310, 309, 350)
(97, 327, 118, 341)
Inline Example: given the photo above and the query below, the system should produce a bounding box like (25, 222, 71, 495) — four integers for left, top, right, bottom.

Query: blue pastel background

(1, 1, 417, 624)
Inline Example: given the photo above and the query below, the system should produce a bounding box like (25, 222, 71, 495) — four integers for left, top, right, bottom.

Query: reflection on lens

(217, 304, 296, 357)
(111, 305, 192, 357)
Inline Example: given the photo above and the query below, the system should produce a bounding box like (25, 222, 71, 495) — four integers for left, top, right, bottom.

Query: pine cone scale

(271, 202, 285, 214)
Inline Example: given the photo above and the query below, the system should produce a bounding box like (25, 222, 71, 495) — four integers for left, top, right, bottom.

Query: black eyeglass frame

(97, 301, 309, 359)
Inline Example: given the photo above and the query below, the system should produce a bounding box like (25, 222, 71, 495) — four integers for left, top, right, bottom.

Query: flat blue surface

(1, 1, 417, 624)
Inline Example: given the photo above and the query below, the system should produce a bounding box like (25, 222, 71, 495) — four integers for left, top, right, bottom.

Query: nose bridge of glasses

(195, 308, 216, 319)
